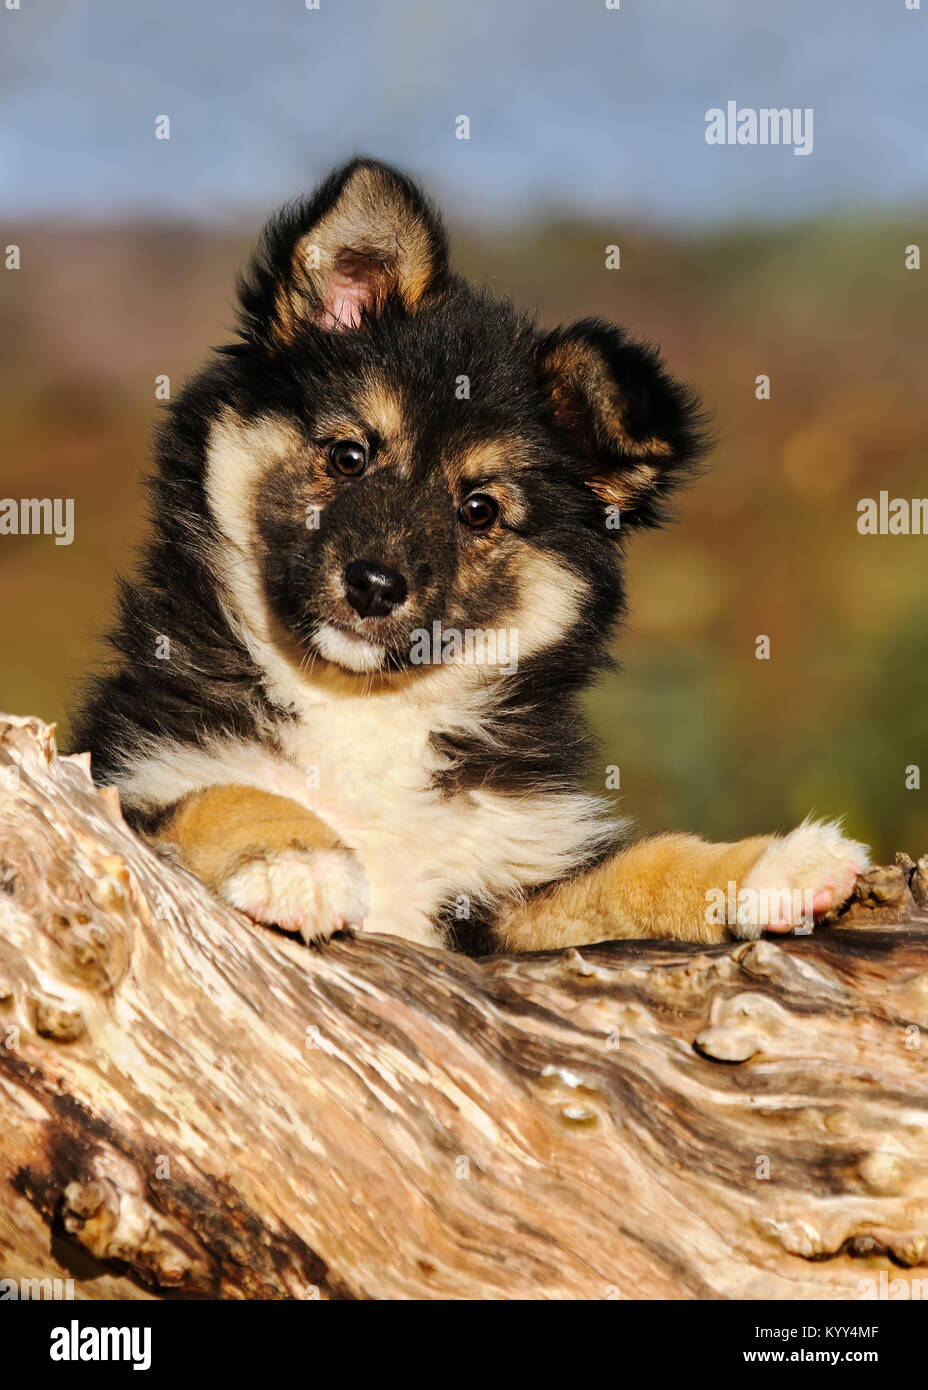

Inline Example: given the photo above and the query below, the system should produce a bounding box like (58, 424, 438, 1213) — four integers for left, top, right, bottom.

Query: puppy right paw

(221, 846, 370, 944)
(734, 818, 870, 940)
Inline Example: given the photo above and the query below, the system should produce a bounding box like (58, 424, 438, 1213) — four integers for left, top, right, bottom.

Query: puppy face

(202, 161, 705, 680)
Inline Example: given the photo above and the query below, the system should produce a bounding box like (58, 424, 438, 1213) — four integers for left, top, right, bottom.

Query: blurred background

(1, 0, 926, 856)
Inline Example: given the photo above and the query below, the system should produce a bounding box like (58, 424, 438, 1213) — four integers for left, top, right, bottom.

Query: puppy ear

(238, 158, 449, 344)
(539, 320, 708, 528)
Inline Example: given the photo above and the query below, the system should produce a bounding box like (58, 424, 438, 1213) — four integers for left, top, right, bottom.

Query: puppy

(71, 159, 869, 952)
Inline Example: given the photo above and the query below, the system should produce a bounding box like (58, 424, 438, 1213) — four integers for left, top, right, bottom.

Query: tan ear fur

(276, 164, 441, 339)
(542, 337, 672, 510)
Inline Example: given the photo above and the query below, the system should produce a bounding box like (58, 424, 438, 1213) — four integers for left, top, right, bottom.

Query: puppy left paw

(734, 818, 870, 940)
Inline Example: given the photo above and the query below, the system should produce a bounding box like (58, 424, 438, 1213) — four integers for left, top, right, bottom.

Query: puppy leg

(154, 785, 369, 943)
(493, 820, 869, 952)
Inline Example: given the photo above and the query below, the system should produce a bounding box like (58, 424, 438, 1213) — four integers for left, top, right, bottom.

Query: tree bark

(1, 711, 927, 1301)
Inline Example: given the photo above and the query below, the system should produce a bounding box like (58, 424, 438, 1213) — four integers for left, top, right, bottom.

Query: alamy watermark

(705, 102, 813, 157)
(706, 881, 815, 932)
(0, 497, 74, 545)
(410, 621, 519, 674)
(858, 1271, 928, 1300)
(0, 1275, 75, 1299)
(857, 492, 928, 535)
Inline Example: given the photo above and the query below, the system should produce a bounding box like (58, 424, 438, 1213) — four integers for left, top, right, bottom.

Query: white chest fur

(119, 673, 614, 949)
(276, 691, 611, 945)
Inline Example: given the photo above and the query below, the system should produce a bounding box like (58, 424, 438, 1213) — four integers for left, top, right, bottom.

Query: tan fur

(456, 442, 504, 480)
(450, 443, 529, 531)
(586, 465, 658, 507)
(205, 409, 328, 697)
(496, 818, 870, 950)
(276, 165, 438, 341)
(158, 784, 346, 893)
(157, 774, 868, 951)
(542, 338, 672, 508)
(357, 379, 404, 441)
(311, 380, 406, 470)
(494, 832, 777, 950)
(455, 439, 530, 480)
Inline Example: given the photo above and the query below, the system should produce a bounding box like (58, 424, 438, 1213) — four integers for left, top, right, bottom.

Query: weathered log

(1, 711, 927, 1300)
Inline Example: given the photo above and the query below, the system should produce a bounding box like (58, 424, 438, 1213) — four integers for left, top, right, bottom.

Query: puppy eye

(458, 493, 499, 530)
(329, 439, 367, 476)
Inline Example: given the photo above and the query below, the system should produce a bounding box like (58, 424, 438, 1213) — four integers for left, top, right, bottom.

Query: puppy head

(202, 159, 707, 681)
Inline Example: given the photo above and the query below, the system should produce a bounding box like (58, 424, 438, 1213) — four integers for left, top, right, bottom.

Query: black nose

(343, 558, 409, 618)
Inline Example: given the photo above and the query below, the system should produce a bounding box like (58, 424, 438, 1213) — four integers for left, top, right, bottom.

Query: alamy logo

(0, 496, 74, 545)
(49, 1319, 151, 1371)
(705, 102, 813, 156)
(410, 622, 519, 674)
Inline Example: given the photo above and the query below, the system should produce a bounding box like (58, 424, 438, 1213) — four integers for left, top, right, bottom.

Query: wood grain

(1, 712, 927, 1300)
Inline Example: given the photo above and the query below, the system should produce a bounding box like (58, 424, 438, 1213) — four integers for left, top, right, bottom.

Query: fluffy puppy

(72, 159, 869, 951)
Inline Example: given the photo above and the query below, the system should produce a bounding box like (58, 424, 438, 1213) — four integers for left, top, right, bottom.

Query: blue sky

(1, 0, 925, 226)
